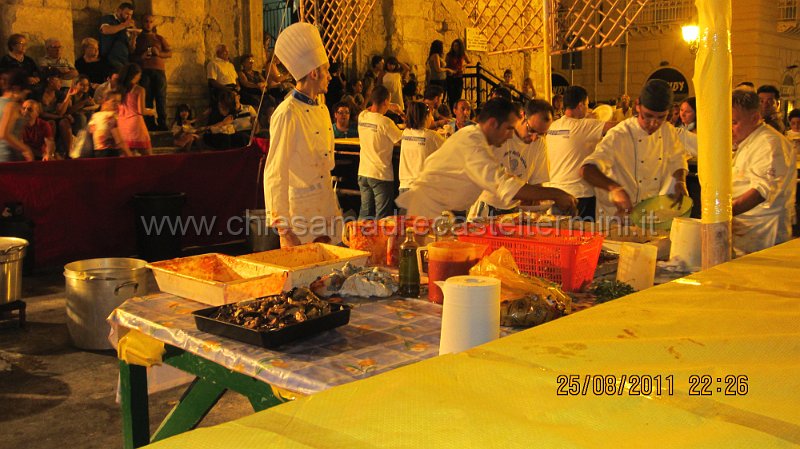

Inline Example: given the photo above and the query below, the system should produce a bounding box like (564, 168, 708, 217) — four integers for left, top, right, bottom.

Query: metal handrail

(461, 63, 531, 109)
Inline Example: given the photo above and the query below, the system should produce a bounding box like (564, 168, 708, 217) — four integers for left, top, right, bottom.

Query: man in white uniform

(263, 23, 340, 247)
(546, 86, 616, 219)
(581, 80, 689, 223)
(471, 100, 559, 217)
(730, 89, 796, 255)
(396, 98, 577, 219)
(357, 85, 404, 219)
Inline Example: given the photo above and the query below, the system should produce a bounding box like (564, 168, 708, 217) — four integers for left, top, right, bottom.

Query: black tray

(193, 301, 351, 348)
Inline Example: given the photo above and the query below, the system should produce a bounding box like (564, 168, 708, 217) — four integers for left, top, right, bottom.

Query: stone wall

(1, 0, 262, 124)
(348, 0, 541, 100)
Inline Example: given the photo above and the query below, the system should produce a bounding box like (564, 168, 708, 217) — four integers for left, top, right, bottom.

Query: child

(398, 101, 445, 195)
(172, 103, 200, 151)
(88, 90, 132, 157)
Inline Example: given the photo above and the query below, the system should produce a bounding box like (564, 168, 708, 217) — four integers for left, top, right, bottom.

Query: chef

(580, 79, 689, 223)
(396, 98, 577, 219)
(264, 23, 341, 247)
(730, 89, 796, 255)
(470, 99, 556, 218)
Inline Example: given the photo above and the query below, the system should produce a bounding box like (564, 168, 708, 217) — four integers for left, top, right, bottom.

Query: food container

(147, 254, 288, 306)
(237, 243, 369, 289)
(192, 299, 351, 348)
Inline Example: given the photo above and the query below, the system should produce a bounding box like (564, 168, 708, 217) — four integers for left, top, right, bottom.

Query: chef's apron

(288, 179, 342, 245)
(732, 213, 779, 257)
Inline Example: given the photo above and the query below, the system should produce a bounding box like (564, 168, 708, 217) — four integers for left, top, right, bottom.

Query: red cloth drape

(0, 148, 265, 268)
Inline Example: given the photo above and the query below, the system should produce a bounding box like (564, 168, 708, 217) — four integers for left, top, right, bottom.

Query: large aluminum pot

(64, 258, 149, 350)
(0, 237, 28, 305)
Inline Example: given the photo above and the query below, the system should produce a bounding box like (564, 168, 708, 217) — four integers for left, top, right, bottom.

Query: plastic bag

(469, 247, 571, 327)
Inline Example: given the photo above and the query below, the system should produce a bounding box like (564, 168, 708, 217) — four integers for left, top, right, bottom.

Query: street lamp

(682, 25, 700, 55)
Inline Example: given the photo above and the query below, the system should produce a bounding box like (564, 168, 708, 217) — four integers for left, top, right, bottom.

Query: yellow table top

(146, 239, 800, 448)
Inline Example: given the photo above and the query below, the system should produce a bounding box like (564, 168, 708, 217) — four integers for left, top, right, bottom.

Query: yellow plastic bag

(117, 330, 166, 367)
(469, 247, 571, 327)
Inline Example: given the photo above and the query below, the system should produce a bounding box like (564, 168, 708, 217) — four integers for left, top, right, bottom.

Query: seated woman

(203, 90, 249, 150)
(65, 75, 97, 138)
(38, 75, 76, 157)
(237, 53, 266, 108)
(75, 37, 112, 92)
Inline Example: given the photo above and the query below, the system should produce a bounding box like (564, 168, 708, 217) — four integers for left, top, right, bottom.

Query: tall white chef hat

(274, 22, 328, 80)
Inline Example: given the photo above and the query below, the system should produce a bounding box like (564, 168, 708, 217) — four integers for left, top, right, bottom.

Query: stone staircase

(150, 130, 180, 155)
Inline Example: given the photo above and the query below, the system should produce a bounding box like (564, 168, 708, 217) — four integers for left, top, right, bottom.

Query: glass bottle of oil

(398, 227, 420, 298)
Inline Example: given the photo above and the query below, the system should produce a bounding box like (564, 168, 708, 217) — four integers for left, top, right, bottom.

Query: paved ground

(0, 263, 255, 448)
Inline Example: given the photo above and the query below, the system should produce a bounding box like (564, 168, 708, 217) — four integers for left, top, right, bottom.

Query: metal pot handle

(114, 281, 139, 296)
(0, 244, 26, 255)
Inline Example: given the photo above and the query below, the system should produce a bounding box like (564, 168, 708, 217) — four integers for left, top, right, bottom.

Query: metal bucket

(246, 209, 280, 252)
(64, 258, 150, 350)
(0, 237, 28, 304)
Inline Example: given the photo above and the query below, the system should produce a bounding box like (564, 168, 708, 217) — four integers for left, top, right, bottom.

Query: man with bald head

(207, 43, 239, 104)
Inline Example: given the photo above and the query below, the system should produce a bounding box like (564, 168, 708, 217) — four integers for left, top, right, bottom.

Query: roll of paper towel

(438, 275, 501, 355)
(669, 217, 702, 271)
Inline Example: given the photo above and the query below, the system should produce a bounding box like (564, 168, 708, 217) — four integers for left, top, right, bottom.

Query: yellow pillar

(541, 0, 553, 102)
(694, 0, 733, 268)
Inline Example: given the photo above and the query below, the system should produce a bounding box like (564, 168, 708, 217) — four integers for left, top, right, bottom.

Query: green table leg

(150, 378, 226, 443)
(163, 346, 284, 411)
(119, 360, 150, 449)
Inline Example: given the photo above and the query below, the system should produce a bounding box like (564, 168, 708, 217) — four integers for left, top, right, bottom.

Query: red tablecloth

(0, 148, 264, 268)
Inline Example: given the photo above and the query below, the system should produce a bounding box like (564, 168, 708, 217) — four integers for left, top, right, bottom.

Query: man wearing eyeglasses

(396, 98, 577, 220)
(39, 38, 78, 90)
(471, 100, 569, 218)
(332, 102, 358, 138)
(545, 85, 617, 220)
(581, 79, 689, 221)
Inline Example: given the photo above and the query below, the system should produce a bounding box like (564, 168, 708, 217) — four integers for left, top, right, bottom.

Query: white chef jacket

(264, 91, 341, 243)
(583, 118, 688, 219)
(732, 123, 796, 256)
(395, 125, 527, 219)
(398, 128, 445, 189)
(545, 116, 604, 198)
(472, 132, 549, 213)
(357, 110, 403, 181)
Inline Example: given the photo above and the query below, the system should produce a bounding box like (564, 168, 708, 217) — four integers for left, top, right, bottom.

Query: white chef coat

(583, 117, 688, 219)
(395, 125, 526, 219)
(731, 123, 796, 256)
(264, 91, 342, 244)
(611, 107, 633, 122)
(357, 110, 403, 181)
(472, 132, 549, 214)
(545, 116, 604, 198)
(398, 128, 445, 189)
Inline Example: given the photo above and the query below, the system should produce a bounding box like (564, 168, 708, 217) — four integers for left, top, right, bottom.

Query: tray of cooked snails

(192, 287, 351, 348)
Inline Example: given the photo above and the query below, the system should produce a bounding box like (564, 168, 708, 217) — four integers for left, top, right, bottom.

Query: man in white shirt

(357, 85, 404, 219)
(207, 44, 239, 102)
(546, 85, 617, 219)
(396, 98, 577, 219)
(612, 94, 633, 122)
(730, 89, 796, 255)
(472, 100, 560, 217)
(264, 23, 340, 247)
(39, 38, 78, 89)
(581, 79, 689, 223)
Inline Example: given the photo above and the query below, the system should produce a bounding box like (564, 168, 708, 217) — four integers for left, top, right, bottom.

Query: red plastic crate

(457, 225, 604, 291)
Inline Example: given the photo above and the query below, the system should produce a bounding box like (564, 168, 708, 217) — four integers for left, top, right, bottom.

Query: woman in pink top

(117, 63, 154, 155)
